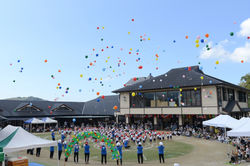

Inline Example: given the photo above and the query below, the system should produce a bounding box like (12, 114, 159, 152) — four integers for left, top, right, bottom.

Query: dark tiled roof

(0, 95, 119, 118)
(82, 95, 119, 115)
(113, 66, 249, 93)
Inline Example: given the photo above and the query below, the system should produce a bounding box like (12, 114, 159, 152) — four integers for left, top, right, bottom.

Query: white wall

(202, 86, 218, 107)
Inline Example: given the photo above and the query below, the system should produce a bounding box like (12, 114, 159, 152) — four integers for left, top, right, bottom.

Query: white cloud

(238, 18, 250, 37)
(200, 41, 250, 63)
(230, 42, 250, 62)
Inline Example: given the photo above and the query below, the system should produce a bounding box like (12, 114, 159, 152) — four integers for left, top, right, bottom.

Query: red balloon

(138, 66, 143, 69)
(133, 77, 137, 81)
(101, 95, 105, 99)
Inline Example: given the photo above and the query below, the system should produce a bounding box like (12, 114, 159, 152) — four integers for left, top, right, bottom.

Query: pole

(57, 143, 60, 166)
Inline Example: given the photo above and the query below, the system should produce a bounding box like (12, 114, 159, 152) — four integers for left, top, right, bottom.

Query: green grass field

(34, 132, 193, 163)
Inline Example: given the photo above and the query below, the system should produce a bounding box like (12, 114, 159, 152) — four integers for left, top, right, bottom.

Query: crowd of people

(23, 122, 250, 165)
(46, 122, 170, 165)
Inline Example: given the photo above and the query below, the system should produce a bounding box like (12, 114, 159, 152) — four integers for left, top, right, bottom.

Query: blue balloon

(111, 46, 114, 48)
(88, 77, 92, 81)
(96, 54, 99, 57)
(72, 118, 76, 122)
(199, 66, 203, 70)
(200, 39, 204, 43)
(209, 80, 213, 84)
(139, 85, 142, 89)
(97, 98, 100, 102)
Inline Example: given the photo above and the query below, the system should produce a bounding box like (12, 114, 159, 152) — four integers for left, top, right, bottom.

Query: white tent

(0, 125, 57, 153)
(202, 115, 239, 129)
(42, 117, 57, 124)
(24, 118, 44, 124)
(227, 118, 250, 137)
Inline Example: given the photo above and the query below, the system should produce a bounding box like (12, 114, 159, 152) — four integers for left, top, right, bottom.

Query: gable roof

(113, 66, 249, 93)
(0, 95, 119, 118)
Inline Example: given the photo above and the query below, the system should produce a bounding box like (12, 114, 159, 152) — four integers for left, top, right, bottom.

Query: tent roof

(0, 125, 57, 153)
(42, 117, 57, 123)
(227, 118, 250, 137)
(24, 118, 44, 124)
(202, 115, 239, 128)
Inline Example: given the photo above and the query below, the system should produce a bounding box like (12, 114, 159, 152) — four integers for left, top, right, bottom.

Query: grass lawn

(34, 132, 194, 163)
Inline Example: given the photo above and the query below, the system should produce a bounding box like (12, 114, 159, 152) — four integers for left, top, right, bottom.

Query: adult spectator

(158, 142, 165, 163)
(137, 142, 143, 164)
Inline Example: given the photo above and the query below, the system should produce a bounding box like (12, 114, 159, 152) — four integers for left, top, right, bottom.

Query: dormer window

(51, 104, 73, 112)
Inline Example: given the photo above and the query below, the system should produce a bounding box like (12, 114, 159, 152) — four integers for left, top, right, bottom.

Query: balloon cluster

(65, 131, 120, 160)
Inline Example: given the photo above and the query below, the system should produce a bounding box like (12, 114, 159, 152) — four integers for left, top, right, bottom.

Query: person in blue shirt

(50, 146, 54, 159)
(74, 143, 79, 163)
(116, 142, 123, 165)
(84, 142, 90, 164)
(158, 142, 165, 163)
(137, 142, 143, 164)
(51, 130, 55, 141)
(61, 132, 65, 142)
(101, 143, 107, 164)
(58, 140, 62, 160)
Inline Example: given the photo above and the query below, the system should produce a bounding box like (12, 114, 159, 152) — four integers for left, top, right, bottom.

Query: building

(113, 66, 250, 129)
(0, 95, 119, 127)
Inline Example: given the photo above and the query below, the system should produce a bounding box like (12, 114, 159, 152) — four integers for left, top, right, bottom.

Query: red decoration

(138, 65, 143, 69)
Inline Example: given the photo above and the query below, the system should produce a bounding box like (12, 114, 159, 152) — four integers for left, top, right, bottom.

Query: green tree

(240, 73, 250, 89)
(240, 73, 250, 107)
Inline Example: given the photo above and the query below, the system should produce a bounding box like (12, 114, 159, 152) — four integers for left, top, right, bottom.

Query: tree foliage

(240, 73, 250, 90)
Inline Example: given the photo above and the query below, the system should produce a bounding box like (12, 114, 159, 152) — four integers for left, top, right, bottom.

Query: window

(181, 89, 201, 107)
(156, 92, 168, 107)
(217, 87, 222, 106)
(144, 92, 156, 107)
(130, 93, 144, 108)
(228, 89, 235, 101)
(238, 91, 246, 102)
(167, 91, 180, 107)
(222, 88, 227, 101)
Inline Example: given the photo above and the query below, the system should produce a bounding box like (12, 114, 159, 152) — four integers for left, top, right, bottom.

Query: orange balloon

(96, 92, 100, 95)
(58, 69, 61, 72)
(113, 106, 118, 110)
(44, 59, 48, 63)
(185, 35, 188, 39)
(205, 34, 209, 38)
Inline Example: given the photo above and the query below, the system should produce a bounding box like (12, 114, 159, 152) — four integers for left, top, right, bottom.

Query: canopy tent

(24, 118, 44, 124)
(227, 118, 250, 137)
(0, 125, 57, 153)
(202, 115, 239, 129)
(41, 117, 57, 124)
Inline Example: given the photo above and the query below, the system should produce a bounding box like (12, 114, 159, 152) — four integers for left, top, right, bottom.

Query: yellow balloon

(132, 92, 136, 96)
(156, 58, 158, 61)
(194, 88, 197, 91)
(180, 89, 182, 92)
(130, 48, 132, 51)
(200, 76, 204, 80)
(102, 26, 104, 29)
(105, 60, 108, 63)
(195, 40, 199, 43)
(180, 94, 182, 97)
(80, 74, 83, 78)
(196, 44, 199, 48)
(148, 38, 150, 40)
(216, 60, 219, 65)
(128, 32, 130, 35)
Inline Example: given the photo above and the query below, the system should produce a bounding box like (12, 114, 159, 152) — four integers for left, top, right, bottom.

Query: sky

(0, 0, 249, 102)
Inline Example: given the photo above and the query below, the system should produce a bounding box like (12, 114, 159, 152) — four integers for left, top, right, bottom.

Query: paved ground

(9, 136, 250, 166)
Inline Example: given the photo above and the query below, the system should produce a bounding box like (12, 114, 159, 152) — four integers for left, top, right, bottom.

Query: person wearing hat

(84, 142, 90, 164)
(116, 142, 123, 165)
(137, 142, 143, 164)
(74, 143, 79, 163)
(58, 139, 62, 160)
(101, 142, 107, 164)
(158, 142, 165, 163)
